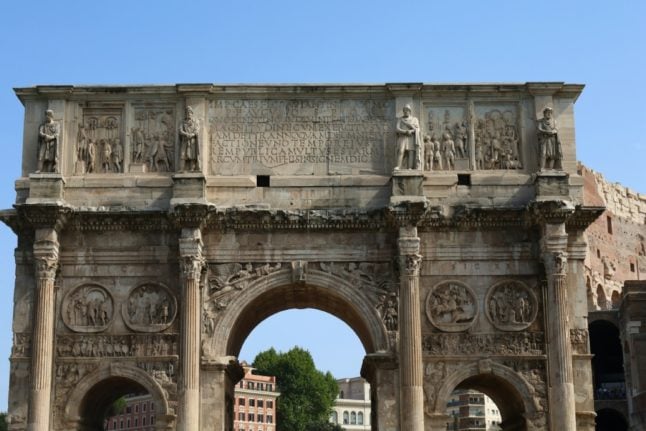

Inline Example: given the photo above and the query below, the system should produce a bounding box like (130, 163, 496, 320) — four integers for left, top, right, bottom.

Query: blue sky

(0, 0, 645, 411)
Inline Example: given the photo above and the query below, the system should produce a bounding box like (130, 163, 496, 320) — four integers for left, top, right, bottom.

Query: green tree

(0, 412, 7, 431)
(253, 347, 339, 431)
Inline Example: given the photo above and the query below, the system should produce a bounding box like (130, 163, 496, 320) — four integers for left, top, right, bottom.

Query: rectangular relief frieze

(75, 106, 124, 175)
(422, 105, 468, 171)
(131, 106, 177, 173)
(474, 103, 523, 171)
(208, 98, 395, 176)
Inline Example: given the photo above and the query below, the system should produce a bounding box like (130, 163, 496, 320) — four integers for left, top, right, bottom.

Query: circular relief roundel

(425, 281, 477, 332)
(485, 280, 538, 331)
(62, 284, 114, 333)
(122, 283, 177, 333)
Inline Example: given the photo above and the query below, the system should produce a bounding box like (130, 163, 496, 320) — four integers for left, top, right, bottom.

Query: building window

(258, 414, 264, 423)
(239, 398, 246, 406)
(331, 411, 338, 424)
(134, 418, 138, 427)
(258, 383, 264, 391)
(126, 419, 130, 428)
(142, 416, 146, 426)
(249, 398, 255, 407)
(151, 403, 154, 411)
(343, 411, 349, 424)
(248, 413, 255, 422)
(267, 400, 273, 409)
(607, 216, 613, 234)
(248, 382, 254, 390)
(238, 412, 245, 421)
(351, 411, 357, 424)
(112, 421, 116, 430)
(135, 404, 139, 413)
(150, 416, 154, 424)
(120, 420, 123, 429)
(631, 262, 636, 272)
(358, 411, 364, 425)
(267, 384, 273, 391)
(143, 402, 146, 412)
(267, 415, 273, 423)
(258, 400, 264, 408)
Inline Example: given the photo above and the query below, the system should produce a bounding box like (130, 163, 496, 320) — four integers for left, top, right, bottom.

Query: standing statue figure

(537, 107, 562, 170)
(37, 109, 60, 173)
(179, 106, 200, 172)
(395, 104, 422, 170)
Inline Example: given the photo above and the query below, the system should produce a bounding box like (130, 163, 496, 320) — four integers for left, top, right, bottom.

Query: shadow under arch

(210, 267, 390, 357)
(64, 363, 173, 430)
(432, 361, 539, 431)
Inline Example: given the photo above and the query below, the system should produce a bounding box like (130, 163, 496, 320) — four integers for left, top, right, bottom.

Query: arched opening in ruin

(595, 408, 628, 431)
(239, 309, 370, 429)
(610, 290, 621, 309)
(587, 277, 595, 310)
(433, 362, 539, 431)
(596, 284, 608, 310)
(211, 271, 391, 430)
(448, 375, 526, 431)
(64, 365, 171, 431)
(589, 320, 625, 400)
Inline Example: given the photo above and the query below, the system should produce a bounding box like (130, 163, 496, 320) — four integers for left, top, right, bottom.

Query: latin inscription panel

(208, 98, 395, 176)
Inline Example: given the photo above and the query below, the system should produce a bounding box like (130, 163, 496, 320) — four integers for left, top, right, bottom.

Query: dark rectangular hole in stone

(257, 175, 270, 187)
(457, 174, 471, 186)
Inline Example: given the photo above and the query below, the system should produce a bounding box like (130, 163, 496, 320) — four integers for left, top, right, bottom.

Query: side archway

(63, 363, 173, 430)
(209, 267, 391, 357)
(432, 361, 540, 431)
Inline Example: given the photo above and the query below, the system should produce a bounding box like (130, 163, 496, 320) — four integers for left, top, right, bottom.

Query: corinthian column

(398, 226, 424, 431)
(28, 232, 59, 431)
(542, 222, 576, 431)
(178, 227, 205, 431)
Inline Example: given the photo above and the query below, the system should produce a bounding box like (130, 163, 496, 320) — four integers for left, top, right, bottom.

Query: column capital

(179, 227, 204, 281)
(543, 250, 568, 277)
(33, 239, 59, 280)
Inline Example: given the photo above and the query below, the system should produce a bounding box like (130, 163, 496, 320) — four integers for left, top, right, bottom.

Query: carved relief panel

(123, 283, 177, 332)
(423, 106, 468, 171)
(62, 284, 115, 333)
(425, 281, 477, 332)
(474, 104, 522, 170)
(485, 280, 538, 331)
(131, 106, 176, 173)
(76, 106, 124, 174)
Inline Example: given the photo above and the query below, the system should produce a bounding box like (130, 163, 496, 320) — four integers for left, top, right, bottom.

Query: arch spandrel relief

(123, 283, 177, 333)
(62, 284, 115, 333)
(485, 280, 538, 331)
(425, 281, 477, 332)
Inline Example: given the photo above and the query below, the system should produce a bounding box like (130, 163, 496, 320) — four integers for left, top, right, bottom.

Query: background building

(445, 389, 502, 431)
(103, 393, 156, 431)
(234, 363, 279, 431)
(581, 164, 646, 430)
(330, 377, 371, 430)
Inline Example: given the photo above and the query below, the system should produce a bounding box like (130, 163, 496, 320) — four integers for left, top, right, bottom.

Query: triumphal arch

(1, 83, 603, 430)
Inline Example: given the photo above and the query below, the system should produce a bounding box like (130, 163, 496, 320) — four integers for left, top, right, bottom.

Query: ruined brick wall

(581, 164, 646, 310)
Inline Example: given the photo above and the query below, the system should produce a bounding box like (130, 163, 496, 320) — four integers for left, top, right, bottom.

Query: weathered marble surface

(1, 83, 602, 431)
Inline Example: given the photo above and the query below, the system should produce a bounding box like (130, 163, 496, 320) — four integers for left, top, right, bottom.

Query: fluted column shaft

(542, 223, 576, 431)
(398, 226, 424, 431)
(178, 228, 204, 431)
(28, 235, 59, 431)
